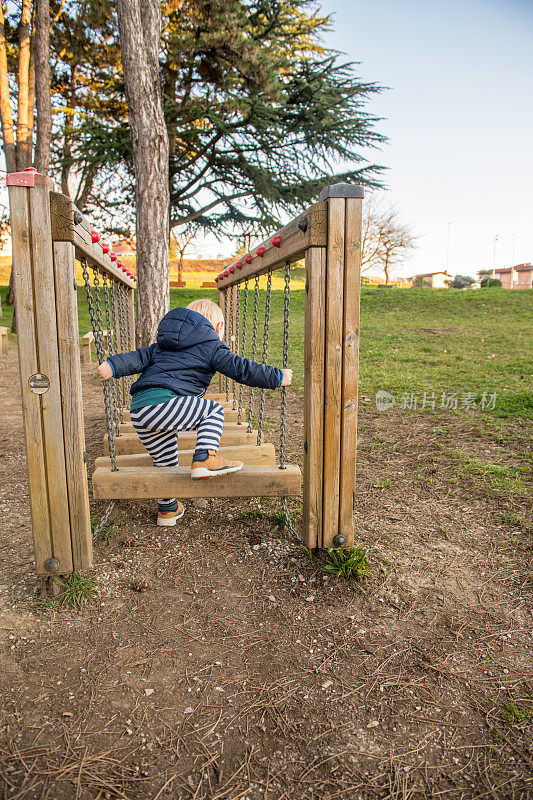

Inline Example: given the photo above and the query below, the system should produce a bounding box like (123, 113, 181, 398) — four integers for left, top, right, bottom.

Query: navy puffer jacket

(108, 307, 282, 397)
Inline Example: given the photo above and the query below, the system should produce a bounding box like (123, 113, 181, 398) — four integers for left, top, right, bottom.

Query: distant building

(409, 271, 454, 288)
(493, 263, 532, 289)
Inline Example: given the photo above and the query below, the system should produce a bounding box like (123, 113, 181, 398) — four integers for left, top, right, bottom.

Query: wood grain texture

(217, 202, 327, 289)
(53, 241, 92, 572)
(30, 182, 73, 574)
(104, 428, 262, 455)
(322, 198, 345, 548)
(302, 246, 326, 549)
(94, 443, 277, 469)
(338, 197, 362, 546)
(7, 185, 52, 574)
(93, 464, 301, 500)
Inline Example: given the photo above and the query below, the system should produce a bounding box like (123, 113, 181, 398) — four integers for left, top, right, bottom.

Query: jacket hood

(156, 307, 219, 351)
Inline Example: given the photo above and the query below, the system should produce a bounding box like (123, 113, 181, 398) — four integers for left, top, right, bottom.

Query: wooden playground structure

(8, 167, 363, 579)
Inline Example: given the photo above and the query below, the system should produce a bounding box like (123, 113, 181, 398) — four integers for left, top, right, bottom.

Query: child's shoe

(191, 450, 243, 480)
(157, 502, 185, 526)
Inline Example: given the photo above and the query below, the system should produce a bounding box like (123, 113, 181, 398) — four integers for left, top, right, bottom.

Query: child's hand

(281, 368, 292, 387)
(98, 361, 113, 381)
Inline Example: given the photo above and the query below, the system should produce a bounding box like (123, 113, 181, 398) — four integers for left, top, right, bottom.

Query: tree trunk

(34, 0, 51, 173)
(16, 0, 32, 169)
(116, 0, 170, 347)
(0, 5, 17, 173)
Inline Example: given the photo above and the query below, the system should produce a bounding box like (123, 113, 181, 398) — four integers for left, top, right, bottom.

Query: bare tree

(170, 227, 197, 285)
(361, 197, 416, 284)
(116, 0, 170, 347)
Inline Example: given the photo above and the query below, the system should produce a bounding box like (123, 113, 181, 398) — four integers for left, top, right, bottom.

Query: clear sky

(316, 0, 533, 279)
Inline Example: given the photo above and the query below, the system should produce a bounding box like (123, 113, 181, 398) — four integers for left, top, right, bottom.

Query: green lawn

(1, 285, 531, 419)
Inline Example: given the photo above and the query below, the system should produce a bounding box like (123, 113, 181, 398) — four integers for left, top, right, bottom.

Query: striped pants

(130, 395, 225, 512)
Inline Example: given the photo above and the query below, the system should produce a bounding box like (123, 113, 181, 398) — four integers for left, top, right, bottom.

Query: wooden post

(8, 177, 54, 574)
(0, 326, 8, 356)
(302, 183, 363, 549)
(8, 172, 74, 575)
(338, 196, 362, 546)
(53, 241, 92, 571)
(302, 247, 326, 549)
(81, 332, 94, 363)
(321, 197, 346, 548)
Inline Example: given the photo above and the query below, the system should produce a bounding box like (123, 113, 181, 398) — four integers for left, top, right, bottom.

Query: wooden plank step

(95, 443, 276, 469)
(104, 429, 262, 455)
(92, 464, 301, 500)
(124, 403, 239, 422)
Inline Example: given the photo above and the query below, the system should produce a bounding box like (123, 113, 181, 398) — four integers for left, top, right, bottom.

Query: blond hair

(187, 299, 224, 328)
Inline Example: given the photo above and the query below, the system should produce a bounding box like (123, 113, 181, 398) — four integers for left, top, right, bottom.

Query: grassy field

(1, 284, 531, 419)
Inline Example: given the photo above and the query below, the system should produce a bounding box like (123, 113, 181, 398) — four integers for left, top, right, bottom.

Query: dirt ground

(0, 344, 531, 800)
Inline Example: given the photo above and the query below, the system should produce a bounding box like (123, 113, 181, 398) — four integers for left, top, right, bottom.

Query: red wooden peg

(229, 266, 235, 274)
(110, 252, 117, 261)
(272, 235, 281, 248)
(91, 231, 100, 243)
(224, 270, 229, 277)
(256, 247, 264, 257)
(244, 255, 252, 264)
(235, 261, 242, 269)
(102, 243, 110, 254)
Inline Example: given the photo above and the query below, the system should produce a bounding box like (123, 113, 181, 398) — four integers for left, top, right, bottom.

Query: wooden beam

(338, 197, 362, 547)
(53, 241, 92, 572)
(50, 191, 134, 288)
(92, 464, 301, 500)
(322, 198, 345, 549)
(104, 428, 262, 455)
(217, 201, 327, 289)
(94, 443, 277, 469)
(302, 246, 326, 549)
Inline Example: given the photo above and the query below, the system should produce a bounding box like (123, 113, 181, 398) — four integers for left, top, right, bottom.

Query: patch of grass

(241, 508, 267, 519)
(270, 509, 295, 533)
(452, 453, 529, 495)
(53, 572, 99, 610)
(92, 517, 120, 544)
(2, 283, 532, 419)
(371, 478, 394, 489)
(500, 700, 532, 725)
(322, 547, 371, 581)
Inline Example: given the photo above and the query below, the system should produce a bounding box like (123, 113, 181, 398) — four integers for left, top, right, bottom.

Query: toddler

(98, 299, 291, 526)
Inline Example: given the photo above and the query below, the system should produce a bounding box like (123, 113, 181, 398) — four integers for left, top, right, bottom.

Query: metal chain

(116, 284, 131, 396)
(256, 271, 272, 446)
(279, 262, 290, 469)
(102, 273, 121, 437)
(233, 283, 240, 410)
(81, 259, 117, 472)
(111, 282, 125, 424)
(121, 284, 134, 394)
(228, 285, 234, 406)
(238, 279, 248, 425)
(223, 289, 229, 402)
(91, 501, 116, 541)
(247, 275, 260, 433)
(278, 262, 303, 545)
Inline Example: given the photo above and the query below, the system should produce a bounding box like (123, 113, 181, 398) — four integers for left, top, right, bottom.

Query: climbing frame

(8, 167, 363, 578)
